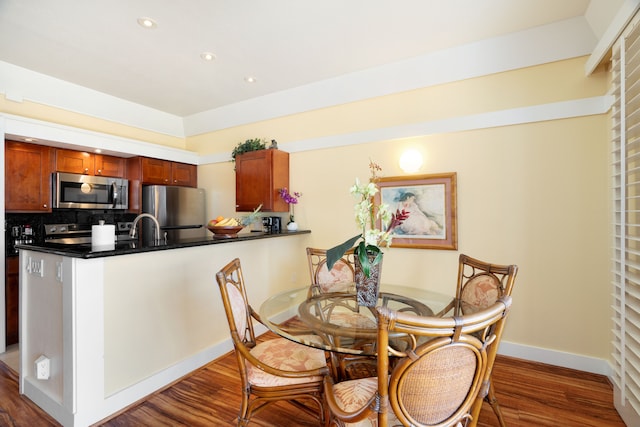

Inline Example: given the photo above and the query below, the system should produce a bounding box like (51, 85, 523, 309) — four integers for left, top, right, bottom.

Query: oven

(53, 172, 129, 210)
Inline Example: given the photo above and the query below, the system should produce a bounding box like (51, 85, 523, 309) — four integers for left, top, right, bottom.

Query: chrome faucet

(129, 213, 162, 242)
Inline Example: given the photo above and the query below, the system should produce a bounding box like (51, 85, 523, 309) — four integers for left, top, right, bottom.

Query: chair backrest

(455, 254, 518, 426)
(455, 254, 518, 315)
(306, 247, 356, 295)
(377, 297, 512, 427)
(215, 258, 258, 350)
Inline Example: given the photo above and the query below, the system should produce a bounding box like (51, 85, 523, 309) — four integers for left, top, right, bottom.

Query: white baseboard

(498, 340, 612, 378)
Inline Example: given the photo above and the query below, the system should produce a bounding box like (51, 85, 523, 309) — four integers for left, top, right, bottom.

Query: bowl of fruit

(207, 217, 244, 238)
(207, 206, 263, 239)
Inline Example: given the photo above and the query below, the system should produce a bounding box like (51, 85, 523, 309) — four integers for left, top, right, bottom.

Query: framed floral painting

(374, 172, 457, 250)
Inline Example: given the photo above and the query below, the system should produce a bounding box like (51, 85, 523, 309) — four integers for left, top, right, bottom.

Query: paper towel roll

(92, 223, 115, 251)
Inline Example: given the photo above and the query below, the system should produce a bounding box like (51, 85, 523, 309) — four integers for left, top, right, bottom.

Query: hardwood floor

(0, 343, 627, 426)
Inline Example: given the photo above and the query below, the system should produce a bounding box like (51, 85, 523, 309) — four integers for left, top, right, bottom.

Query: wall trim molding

(498, 341, 612, 378)
(199, 95, 613, 165)
(2, 113, 199, 164)
(3, 95, 611, 167)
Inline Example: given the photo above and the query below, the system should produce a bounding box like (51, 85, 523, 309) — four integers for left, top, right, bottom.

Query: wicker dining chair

(453, 254, 518, 427)
(306, 247, 357, 296)
(306, 247, 378, 380)
(323, 297, 512, 427)
(215, 258, 329, 426)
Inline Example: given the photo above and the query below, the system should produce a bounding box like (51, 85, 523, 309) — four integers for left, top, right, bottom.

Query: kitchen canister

(91, 220, 116, 251)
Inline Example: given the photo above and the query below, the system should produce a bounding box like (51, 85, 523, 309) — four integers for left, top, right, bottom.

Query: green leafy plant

(231, 138, 267, 162)
(326, 161, 409, 277)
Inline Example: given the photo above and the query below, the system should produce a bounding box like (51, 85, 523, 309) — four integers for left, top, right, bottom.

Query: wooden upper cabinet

(139, 157, 196, 187)
(126, 156, 198, 212)
(55, 148, 124, 177)
(94, 154, 125, 177)
(171, 162, 197, 187)
(140, 157, 172, 184)
(235, 149, 289, 212)
(5, 140, 54, 212)
(55, 149, 94, 175)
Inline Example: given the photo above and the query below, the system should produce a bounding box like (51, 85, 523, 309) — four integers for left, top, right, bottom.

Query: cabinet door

(95, 154, 125, 177)
(55, 148, 94, 175)
(171, 162, 197, 187)
(5, 256, 19, 346)
(141, 158, 171, 184)
(235, 149, 289, 212)
(5, 140, 53, 212)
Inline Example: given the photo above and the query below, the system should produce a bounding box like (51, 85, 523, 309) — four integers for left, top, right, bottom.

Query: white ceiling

(0, 0, 613, 123)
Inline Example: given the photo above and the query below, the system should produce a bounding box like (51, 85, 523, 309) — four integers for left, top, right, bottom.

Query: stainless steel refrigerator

(142, 186, 207, 243)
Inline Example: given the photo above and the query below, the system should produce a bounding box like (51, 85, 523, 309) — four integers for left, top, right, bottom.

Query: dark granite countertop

(15, 229, 311, 259)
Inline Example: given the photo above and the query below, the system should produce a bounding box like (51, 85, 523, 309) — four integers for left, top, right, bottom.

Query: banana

(217, 217, 239, 227)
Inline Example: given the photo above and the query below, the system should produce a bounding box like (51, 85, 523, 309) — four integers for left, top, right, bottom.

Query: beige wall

(194, 56, 612, 360)
(2, 55, 613, 362)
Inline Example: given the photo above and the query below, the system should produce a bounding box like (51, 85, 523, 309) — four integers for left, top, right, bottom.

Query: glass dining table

(259, 283, 455, 356)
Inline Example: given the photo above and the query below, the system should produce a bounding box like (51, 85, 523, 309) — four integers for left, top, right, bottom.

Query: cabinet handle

(84, 168, 89, 174)
(43, 204, 47, 208)
(97, 169, 102, 175)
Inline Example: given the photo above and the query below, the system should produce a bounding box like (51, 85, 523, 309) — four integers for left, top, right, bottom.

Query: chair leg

(485, 382, 507, 427)
(237, 389, 251, 427)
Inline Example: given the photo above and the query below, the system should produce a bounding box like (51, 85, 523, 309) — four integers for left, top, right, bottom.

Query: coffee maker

(262, 216, 282, 234)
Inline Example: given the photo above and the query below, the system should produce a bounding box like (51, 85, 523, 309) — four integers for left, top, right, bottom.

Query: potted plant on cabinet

(231, 138, 279, 163)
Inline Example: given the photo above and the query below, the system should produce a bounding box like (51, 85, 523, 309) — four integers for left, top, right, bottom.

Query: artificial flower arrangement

(279, 187, 302, 224)
(326, 161, 409, 277)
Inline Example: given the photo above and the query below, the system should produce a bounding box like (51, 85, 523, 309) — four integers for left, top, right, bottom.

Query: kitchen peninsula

(17, 230, 310, 427)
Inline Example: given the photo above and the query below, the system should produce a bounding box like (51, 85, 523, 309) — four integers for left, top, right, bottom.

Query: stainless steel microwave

(53, 172, 129, 209)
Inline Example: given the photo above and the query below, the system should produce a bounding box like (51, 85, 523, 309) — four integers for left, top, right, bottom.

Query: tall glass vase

(354, 251, 382, 307)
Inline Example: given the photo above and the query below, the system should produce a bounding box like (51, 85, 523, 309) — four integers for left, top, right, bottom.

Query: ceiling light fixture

(137, 17, 157, 29)
(244, 76, 257, 83)
(200, 52, 217, 61)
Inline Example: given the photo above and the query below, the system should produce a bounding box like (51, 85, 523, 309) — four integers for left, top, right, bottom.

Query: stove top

(44, 223, 133, 245)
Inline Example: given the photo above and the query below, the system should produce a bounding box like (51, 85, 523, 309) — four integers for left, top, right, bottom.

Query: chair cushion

(331, 377, 400, 427)
(330, 312, 376, 329)
(247, 337, 326, 387)
(460, 273, 501, 314)
(317, 260, 354, 293)
(226, 283, 247, 337)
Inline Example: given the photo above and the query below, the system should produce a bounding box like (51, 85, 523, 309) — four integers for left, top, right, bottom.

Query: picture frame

(374, 172, 457, 250)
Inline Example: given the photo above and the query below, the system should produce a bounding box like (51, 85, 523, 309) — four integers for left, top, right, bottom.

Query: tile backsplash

(5, 210, 138, 254)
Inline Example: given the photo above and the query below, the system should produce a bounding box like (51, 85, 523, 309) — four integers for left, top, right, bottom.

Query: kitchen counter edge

(15, 230, 311, 259)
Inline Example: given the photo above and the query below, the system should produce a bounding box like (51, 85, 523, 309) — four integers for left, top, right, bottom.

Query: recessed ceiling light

(137, 17, 157, 29)
(244, 76, 257, 83)
(200, 52, 217, 61)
